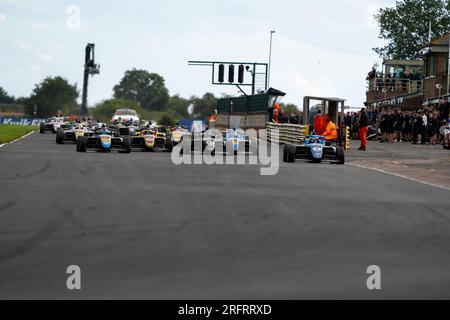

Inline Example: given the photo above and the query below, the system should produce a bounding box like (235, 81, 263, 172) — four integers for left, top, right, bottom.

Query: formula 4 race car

(283, 135, 345, 164)
(40, 117, 64, 134)
(130, 127, 173, 152)
(189, 128, 252, 155)
(111, 120, 139, 136)
(171, 127, 190, 146)
(56, 123, 92, 144)
(76, 127, 131, 153)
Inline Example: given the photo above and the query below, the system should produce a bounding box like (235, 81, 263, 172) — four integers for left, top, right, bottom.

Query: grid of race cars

(39, 116, 256, 156)
(40, 115, 350, 164)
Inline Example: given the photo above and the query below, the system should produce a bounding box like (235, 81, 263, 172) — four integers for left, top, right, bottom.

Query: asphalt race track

(0, 132, 449, 299)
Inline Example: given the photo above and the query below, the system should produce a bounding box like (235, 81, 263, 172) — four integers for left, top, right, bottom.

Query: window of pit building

(426, 55, 436, 77)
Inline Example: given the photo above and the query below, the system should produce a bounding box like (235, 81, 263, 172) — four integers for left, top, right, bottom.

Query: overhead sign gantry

(188, 60, 268, 96)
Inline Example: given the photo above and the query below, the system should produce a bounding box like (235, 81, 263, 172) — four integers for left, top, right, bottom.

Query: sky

(0, 0, 394, 109)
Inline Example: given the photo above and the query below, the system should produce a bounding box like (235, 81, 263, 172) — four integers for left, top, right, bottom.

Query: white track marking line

(0, 130, 35, 148)
(348, 163, 450, 192)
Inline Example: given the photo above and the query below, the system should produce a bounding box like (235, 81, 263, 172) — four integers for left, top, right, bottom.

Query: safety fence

(266, 122, 309, 145)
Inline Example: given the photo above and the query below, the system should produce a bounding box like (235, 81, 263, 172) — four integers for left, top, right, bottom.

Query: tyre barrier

(266, 123, 309, 145)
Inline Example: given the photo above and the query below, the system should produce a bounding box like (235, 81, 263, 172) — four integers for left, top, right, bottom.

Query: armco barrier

(0, 117, 45, 126)
(266, 122, 308, 145)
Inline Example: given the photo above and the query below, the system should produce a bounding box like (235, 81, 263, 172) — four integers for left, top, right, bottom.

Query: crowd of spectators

(367, 68, 424, 93)
(344, 105, 449, 145)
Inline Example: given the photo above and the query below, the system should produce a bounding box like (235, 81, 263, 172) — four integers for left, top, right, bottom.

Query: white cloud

(37, 52, 53, 62)
(367, 4, 380, 30)
(31, 22, 48, 30)
(14, 39, 32, 50)
(0, 13, 7, 25)
(29, 64, 42, 75)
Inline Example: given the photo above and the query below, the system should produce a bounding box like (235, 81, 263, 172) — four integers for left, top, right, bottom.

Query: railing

(266, 122, 308, 145)
(367, 77, 423, 94)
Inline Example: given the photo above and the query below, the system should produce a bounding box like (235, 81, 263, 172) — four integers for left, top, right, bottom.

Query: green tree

(168, 94, 190, 119)
(280, 103, 299, 114)
(190, 93, 217, 120)
(374, 0, 450, 59)
(158, 112, 177, 126)
(113, 69, 170, 112)
(0, 87, 15, 103)
(91, 98, 150, 123)
(24, 76, 79, 117)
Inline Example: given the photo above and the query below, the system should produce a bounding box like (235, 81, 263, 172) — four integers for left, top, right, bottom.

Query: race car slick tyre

(165, 136, 173, 152)
(119, 137, 131, 154)
(56, 128, 64, 144)
(336, 147, 345, 164)
(287, 145, 296, 163)
(78, 136, 87, 152)
(39, 123, 45, 134)
(283, 145, 290, 162)
(76, 137, 81, 152)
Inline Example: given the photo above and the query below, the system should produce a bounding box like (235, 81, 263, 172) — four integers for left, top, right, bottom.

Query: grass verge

(0, 125, 37, 144)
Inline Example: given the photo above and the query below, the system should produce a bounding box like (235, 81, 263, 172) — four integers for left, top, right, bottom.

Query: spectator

(379, 109, 387, 143)
(385, 109, 395, 143)
(428, 112, 439, 145)
(352, 112, 360, 140)
(421, 111, 428, 144)
(358, 108, 369, 151)
(289, 113, 299, 125)
(404, 111, 413, 142)
(413, 111, 423, 145)
(394, 109, 404, 142)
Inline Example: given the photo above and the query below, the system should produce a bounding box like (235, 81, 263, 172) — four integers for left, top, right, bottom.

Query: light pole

(436, 83, 443, 99)
(268, 30, 275, 88)
(447, 32, 450, 94)
(382, 87, 388, 100)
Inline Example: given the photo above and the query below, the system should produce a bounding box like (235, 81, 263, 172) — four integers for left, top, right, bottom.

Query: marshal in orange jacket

(322, 120, 338, 141)
(314, 115, 325, 135)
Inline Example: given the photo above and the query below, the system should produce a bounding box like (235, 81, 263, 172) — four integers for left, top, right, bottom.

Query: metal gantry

(188, 60, 268, 96)
(81, 43, 100, 116)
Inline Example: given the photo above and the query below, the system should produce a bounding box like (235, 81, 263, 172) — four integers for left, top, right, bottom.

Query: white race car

(39, 117, 65, 134)
(111, 109, 140, 123)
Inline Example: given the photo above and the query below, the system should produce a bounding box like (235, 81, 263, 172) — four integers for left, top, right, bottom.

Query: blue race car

(76, 127, 131, 153)
(283, 135, 345, 164)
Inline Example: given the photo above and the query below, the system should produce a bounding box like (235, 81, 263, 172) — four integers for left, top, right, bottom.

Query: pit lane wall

(0, 117, 46, 126)
(266, 122, 309, 145)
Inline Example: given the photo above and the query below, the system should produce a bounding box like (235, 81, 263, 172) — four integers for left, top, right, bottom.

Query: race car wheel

(287, 145, 296, 163)
(78, 136, 87, 152)
(336, 147, 345, 164)
(283, 145, 290, 162)
(39, 123, 45, 134)
(56, 128, 64, 144)
(165, 136, 173, 152)
(119, 137, 131, 154)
